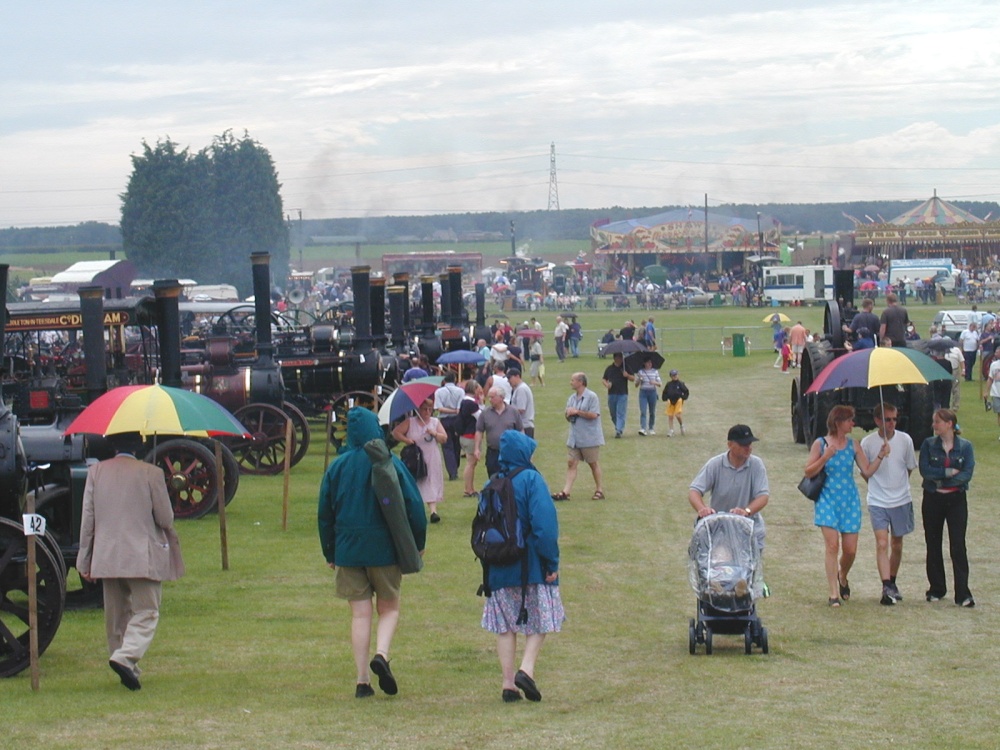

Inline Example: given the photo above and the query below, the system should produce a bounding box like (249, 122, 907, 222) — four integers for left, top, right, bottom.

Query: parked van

(933, 310, 982, 339)
(889, 259, 957, 293)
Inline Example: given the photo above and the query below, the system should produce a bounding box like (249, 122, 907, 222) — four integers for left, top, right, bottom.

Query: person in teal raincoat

(319, 407, 427, 698)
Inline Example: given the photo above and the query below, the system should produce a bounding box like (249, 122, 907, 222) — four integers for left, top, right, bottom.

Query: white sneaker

(638, 429, 646, 436)
(648, 429, 656, 435)
(667, 429, 674, 437)
(680, 425, 685, 435)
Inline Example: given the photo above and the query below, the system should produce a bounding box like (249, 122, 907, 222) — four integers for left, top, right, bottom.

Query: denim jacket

(919, 435, 975, 493)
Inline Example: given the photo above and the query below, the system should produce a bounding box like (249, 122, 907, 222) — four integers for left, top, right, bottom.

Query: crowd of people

(74, 295, 985, 704)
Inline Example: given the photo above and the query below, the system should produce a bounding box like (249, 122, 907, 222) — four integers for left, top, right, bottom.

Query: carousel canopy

(888, 194, 984, 226)
(854, 192, 1000, 262)
(592, 209, 776, 255)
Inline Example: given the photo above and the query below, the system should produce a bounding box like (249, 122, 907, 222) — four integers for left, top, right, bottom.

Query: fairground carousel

(852, 192, 1000, 267)
(590, 208, 781, 279)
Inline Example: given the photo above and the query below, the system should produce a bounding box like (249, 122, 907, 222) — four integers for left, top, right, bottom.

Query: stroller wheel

(744, 628, 753, 655)
(705, 627, 713, 655)
(760, 627, 769, 654)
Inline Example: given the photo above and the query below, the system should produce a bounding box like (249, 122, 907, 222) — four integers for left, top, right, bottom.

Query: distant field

(299, 239, 592, 269)
(5, 239, 594, 285)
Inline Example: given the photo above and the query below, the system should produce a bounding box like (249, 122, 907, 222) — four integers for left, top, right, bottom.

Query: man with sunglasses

(860, 403, 917, 605)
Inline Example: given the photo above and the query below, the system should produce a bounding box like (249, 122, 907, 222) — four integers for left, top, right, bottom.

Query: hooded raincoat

(486, 430, 560, 592)
(318, 407, 427, 567)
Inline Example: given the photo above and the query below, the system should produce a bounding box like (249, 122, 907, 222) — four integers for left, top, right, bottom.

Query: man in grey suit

(78, 433, 184, 691)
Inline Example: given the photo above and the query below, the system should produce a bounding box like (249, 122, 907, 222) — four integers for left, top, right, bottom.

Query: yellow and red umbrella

(63, 384, 250, 438)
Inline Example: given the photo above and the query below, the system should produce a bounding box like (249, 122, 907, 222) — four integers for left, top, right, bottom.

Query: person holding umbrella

(804, 405, 883, 607)
(77, 432, 184, 691)
(602, 352, 634, 438)
(392, 398, 448, 523)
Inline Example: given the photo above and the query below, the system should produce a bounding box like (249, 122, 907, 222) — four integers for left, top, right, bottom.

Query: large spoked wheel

(799, 340, 837, 445)
(790, 379, 806, 444)
(328, 391, 382, 453)
(147, 438, 221, 520)
(283, 402, 311, 467)
(227, 403, 296, 476)
(194, 439, 241, 509)
(0, 517, 66, 678)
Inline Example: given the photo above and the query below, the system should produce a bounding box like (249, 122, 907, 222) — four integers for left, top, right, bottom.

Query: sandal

(462, 491, 478, 497)
(551, 492, 570, 501)
(828, 598, 841, 608)
(592, 490, 606, 500)
(839, 578, 851, 601)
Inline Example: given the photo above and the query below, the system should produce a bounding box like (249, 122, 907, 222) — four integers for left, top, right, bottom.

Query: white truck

(888, 258, 957, 294)
(761, 265, 834, 303)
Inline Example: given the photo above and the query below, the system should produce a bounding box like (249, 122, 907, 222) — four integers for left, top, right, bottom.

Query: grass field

(5, 303, 998, 749)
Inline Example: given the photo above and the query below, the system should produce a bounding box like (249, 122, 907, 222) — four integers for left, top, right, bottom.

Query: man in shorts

(552, 372, 605, 501)
(688, 424, 769, 556)
(788, 321, 807, 368)
(318, 407, 427, 698)
(859, 403, 917, 605)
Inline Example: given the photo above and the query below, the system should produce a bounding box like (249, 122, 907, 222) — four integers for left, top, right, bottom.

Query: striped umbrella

(63, 384, 250, 438)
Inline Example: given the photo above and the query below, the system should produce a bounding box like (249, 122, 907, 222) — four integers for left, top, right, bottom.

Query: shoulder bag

(399, 442, 428, 479)
(797, 438, 826, 502)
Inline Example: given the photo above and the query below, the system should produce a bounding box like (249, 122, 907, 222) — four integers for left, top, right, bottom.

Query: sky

(2, 0, 1000, 228)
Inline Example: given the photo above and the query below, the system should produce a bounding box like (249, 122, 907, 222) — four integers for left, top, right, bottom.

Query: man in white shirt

(859, 403, 917, 605)
(958, 322, 980, 382)
(507, 368, 535, 438)
(434, 371, 465, 480)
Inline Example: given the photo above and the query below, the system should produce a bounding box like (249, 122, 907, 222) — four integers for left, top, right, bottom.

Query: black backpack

(471, 467, 530, 624)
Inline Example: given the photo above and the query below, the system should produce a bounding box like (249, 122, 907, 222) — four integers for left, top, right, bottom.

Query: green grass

(5, 302, 998, 749)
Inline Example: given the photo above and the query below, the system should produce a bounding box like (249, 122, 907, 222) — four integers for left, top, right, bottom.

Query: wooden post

(215, 441, 229, 571)
(323, 407, 332, 471)
(25, 492, 40, 691)
(281, 417, 293, 530)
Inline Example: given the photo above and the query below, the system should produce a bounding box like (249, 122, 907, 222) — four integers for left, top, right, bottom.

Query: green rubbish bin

(732, 333, 747, 357)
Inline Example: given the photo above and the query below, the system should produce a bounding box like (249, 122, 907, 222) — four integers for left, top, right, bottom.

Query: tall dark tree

(120, 132, 288, 294)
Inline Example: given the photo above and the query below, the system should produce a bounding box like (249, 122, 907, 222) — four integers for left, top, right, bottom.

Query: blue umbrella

(436, 350, 486, 365)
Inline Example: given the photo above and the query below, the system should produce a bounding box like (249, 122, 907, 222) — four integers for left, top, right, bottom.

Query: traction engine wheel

(0, 517, 66, 678)
(283, 401, 311, 468)
(147, 438, 221, 520)
(227, 403, 296, 476)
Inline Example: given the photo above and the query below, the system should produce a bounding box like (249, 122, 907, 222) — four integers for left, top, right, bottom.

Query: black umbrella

(924, 337, 959, 353)
(623, 350, 666, 374)
(602, 339, 647, 356)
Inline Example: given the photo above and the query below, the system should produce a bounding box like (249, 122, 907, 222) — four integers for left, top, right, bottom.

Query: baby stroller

(687, 513, 768, 655)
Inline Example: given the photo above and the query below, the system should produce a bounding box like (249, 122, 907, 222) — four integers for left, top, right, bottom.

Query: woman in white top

(635, 358, 662, 436)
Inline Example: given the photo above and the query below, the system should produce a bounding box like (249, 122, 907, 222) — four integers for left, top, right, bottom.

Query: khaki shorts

(335, 565, 402, 601)
(665, 400, 684, 416)
(460, 436, 477, 456)
(568, 446, 601, 464)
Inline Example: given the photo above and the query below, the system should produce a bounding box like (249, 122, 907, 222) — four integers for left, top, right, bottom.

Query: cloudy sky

(2, 1, 999, 228)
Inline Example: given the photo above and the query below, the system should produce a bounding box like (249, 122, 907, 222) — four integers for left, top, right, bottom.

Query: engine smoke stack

(351, 265, 373, 349)
(152, 280, 183, 389)
(388, 285, 407, 351)
(420, 275, 436, 335)
(250, 252, 274, 363)
(393, 272, 411, 332)
(370, 275, 387, 349)
(439, 273, 451, 326)
(448, 266, 465, 328)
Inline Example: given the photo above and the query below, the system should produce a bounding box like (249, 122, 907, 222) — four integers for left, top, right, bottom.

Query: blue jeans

(569, 338, 580, 357)
(638, 388, 657, 431)
(608, 393, 628, 435)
